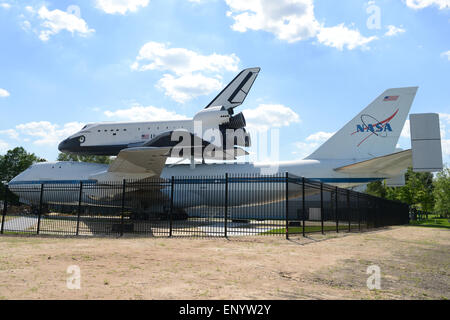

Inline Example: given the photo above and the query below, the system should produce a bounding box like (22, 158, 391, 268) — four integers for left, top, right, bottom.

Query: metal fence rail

(0, 173, 410, 238)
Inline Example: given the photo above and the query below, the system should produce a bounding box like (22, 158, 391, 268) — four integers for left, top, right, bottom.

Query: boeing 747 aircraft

(10, 81, 431, 209)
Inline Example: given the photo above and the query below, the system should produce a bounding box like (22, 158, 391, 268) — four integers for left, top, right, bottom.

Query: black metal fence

(0, 173, 410, 238)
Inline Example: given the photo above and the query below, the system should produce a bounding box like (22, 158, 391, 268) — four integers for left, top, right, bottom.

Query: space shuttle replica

(58, 68, 259, 162)
(9, 68, 443, 211)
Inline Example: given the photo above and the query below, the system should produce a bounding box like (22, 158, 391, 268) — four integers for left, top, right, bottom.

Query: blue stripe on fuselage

(8, 180, 98, 185)
(7, 177, 383, 185)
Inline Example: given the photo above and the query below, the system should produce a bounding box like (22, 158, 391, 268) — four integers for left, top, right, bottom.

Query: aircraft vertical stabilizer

(306, 87, 418, 160)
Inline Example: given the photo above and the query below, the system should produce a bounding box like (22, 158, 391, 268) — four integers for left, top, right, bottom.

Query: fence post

(335, 186, 339, 233)
(120, 180, 126, 236)
(347, 189, 351, 232)
(224, 173, 228, 239)
(36, 183, 44, 235)
(320, 183, 324, 235)
(285, 172, 289, 240)
(302, 177, 305, 237)
(374, 199, 378, 229)
(357, 193, 361, 232)
(169, 176, 174, 238)
(76, 182, 83, 236)
(1, 184, 8, 234)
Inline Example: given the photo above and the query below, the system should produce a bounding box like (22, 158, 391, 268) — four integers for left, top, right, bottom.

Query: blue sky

(0, 0, 449, 164)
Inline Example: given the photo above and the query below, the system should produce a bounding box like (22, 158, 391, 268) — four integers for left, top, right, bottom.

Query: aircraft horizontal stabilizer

(334, 149, 412, 176)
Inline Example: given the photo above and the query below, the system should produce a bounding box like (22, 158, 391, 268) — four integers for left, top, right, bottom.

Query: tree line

(366, 167, 449, 217)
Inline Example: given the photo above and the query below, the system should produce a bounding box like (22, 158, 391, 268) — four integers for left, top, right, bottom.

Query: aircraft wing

(205, 67, 260, 111)
(334, 149, 412, 176)
(108, 147, 171, 175)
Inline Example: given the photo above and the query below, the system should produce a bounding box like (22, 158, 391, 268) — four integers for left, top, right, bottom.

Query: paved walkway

(1, 216, 39, 232)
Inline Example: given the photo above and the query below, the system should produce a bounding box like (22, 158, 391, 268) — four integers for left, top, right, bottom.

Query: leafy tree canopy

(433, 167, 450, 217)
(57, 153, 112, 165)
(366, 166, 449, 215)
(0, 147, 46, 183)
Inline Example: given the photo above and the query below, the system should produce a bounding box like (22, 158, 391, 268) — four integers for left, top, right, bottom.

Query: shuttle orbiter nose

(58, 137, 81, 153)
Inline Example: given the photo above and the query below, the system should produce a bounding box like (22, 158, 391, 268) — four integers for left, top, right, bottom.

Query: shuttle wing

(108, 147, 171, 176)
(205, 67, 260, 110)
(334, 149, 412, 176)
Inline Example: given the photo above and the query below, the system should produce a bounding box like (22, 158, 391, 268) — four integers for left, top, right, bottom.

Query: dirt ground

(0, 226, 448, 300)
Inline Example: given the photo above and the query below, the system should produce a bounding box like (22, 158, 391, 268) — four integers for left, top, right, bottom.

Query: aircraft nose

(58, 139, 67, 152)
(58, 137, 81, 153)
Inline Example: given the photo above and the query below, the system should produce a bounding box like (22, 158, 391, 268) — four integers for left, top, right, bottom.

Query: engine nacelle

(193, 106, 230, 127)
(227, 112, 246, 130)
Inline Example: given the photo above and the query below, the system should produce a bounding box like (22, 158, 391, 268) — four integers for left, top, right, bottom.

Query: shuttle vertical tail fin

(204, 67, 260, 111)
(306, 87, 418, 160)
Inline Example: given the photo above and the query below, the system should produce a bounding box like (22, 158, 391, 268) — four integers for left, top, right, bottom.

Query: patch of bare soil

(0, 226, 448, 299)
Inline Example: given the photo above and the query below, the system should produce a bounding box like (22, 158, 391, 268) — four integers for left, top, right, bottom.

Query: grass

(263, 224, 356, 235)
(409, 217, 450, 229)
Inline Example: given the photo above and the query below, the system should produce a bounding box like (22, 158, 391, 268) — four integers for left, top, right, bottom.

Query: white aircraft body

(9, 68, 431, 218)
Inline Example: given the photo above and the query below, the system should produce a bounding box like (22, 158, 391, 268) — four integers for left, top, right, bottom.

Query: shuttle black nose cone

(58, 139, 67, 152)
(58, 137, 80, 153)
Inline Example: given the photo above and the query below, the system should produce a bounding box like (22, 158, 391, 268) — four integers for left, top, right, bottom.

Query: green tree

(57, 153, 112, 164)
(0, 147, 46, 202)
(365, 167, 435, 211)
(0, 147, 46, 182)
(402, 168, 434, 211)
(365, 180, 387, 198)
(433, 167, 450, 217)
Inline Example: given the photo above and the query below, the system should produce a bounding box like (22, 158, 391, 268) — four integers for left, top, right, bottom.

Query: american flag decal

(383, 96, 399, 101)
(141, 134, 149, 139)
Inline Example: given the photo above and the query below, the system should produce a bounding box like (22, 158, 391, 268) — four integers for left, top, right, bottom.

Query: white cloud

(0, 129, 19, 140)
(132, 41, 239, 74)
(317, 24, 378, 51)
(243, 104, 300, 132)
(293, 130, 334, 159)
(306, 131, 334, 142)
(37, 6, 95, 41)
(0, 3, 11, 9)
(157, 73, 223, 103)
(439, 113, 450, 158)
(441, 50, 450, 61)
(95, 0, 150, 14)
(225, 0, 320, 43)
(442, 139, 450, 158)
(225, 0, 377, 50)
(405, 0, 450, 10)
(9, 121, 83, 146)
(385, 25, 406, 37)
(104, 104, 189, 121)
(0, 88, 10, 98)
(293, 141, 320, 159)
(0, 140, 9, 154)
(132, 41, 240, 103)
(21, 20, 32, 32)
